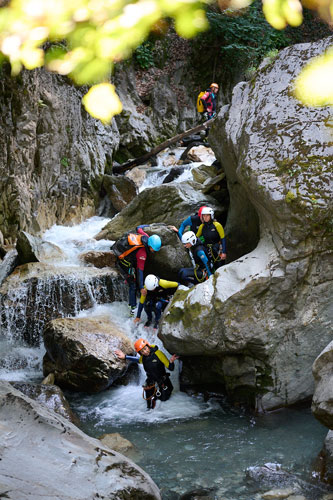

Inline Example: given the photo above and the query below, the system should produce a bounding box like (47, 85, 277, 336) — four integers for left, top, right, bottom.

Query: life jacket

(201, 221, 221, 245)
(112, 232, 145, 260)
(196, 91, 205, 113)
(141, 345, 169, 384)
(190, 214, 202, 234)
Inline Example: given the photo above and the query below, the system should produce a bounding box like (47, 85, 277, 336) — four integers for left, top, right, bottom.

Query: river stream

(0, 146, 329, 499)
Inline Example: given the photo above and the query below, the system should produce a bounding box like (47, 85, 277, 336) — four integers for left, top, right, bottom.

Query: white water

(138, 146, 217, 192)
(43, 215, 112, 266)
(0, 145, 329, 499)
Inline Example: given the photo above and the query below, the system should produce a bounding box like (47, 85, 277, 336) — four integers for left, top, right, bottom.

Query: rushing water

(0, 147, 330, 499)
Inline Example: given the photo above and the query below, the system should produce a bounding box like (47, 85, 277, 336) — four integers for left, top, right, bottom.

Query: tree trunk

(113, 119, 215, 174)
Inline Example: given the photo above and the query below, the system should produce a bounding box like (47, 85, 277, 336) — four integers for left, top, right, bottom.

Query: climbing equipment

(210, 83, 219, 89)
(181, 231, 197, 246)
(147, 234, 161, 251)
(196, 91, 206, 113)
(145, 274, 159, 291)
(112, 233, 144, 260)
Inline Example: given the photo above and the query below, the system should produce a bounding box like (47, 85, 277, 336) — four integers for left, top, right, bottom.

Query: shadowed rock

(0, 381, 161, 499)
(43, 316, 136, 392)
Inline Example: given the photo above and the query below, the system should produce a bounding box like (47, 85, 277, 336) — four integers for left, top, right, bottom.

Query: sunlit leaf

(21, 46, 44, 69)
(294, 50, 333, 106)
(82, 83, 123, 123)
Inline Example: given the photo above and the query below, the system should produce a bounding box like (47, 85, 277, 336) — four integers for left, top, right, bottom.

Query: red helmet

(198, 206, 207, 218)
(134, 338, 150, 353)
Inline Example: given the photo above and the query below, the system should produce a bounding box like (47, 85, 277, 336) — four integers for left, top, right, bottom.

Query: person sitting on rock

(178, 230, 213, 287)
(112, 226, 162, 316)
(169, 205, 207, 239)
(115, 338, 179, 410)
(134, 274, 179, 330)
(196, 206, 226, 270)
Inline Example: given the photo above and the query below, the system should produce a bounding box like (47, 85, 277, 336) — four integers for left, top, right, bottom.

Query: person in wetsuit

(196, 206, 226, 271)
(134, 274, 179, 329)
(178, 230, 213, 286)
(169, 205, 207, 239)
(200, 83, 219, 120)
(115, 339, 179, 409)
(112, 226, 162, 316)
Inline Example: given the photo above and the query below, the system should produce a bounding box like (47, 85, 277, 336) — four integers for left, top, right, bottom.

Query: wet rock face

(43, 317, 135, 392)
(0, 66, 118, 240)
(0, 381, 161, 499)
(160, 37, 333, 411)
(312, 341, 333, 429)
(10, 381, 79, 424)
(96, 182, 224, 241)
(0, 262, 127, 345)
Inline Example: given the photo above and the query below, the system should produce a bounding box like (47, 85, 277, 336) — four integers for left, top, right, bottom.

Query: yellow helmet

(210, 83, 219, 89)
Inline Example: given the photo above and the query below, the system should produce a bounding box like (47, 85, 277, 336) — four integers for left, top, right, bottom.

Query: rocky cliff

(0, 59, 197, 242)
(159, 36, 333, 411)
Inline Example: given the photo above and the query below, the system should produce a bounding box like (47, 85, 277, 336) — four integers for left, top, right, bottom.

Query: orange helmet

(210, 83, 219, 89)
(134, 338, 150, 353)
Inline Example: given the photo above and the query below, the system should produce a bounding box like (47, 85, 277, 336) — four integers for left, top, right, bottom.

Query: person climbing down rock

(200, 83, 219, 120)
(112, 226, 162, 316)
(169, 205, 207, 240)
(115, 339, 179, 410)
(196, 206, 226, 271)
(178, 230, 213, 286)
(134, 274, 179, 330)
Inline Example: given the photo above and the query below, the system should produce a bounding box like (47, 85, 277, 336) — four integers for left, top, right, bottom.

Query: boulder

(186, 145, 215, 164)
(321, 430, 333, 485)
(162, 166, 185, 184)
(160, 38, 333, 411)
(0, 381, 161, 499)
(0, 248, 18, 287)
(16, 230, 65, 264)
(102, 174, 137, 212)
(98, 432, 139, 461)
(312, 341, 333, 429)
(10, 381, 79, 424)
(95, 182, 223, 241)
(191, 164, 221, 184)
(43, 316, 135, 392)
(0, 262, 127, 345)
(79, 250, 117, 268)
(125, 166, 147, 189)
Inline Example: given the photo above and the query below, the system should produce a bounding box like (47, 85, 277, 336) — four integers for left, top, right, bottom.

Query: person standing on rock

(201, 83, 219, 120)
(134, 274, 179, 329)
(196, 207, 226, 270)
(115, 339, 179, 410)
(169, 205, 207, 240)
(178, 230, 213, 286)
(112, 226, 162, 316)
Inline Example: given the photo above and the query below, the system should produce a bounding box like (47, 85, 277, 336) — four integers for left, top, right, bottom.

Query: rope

(142, 383, 157, 401)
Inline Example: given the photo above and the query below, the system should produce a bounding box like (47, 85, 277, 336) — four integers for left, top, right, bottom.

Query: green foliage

(60, 157, 70, 168)
(204, 2, 290, 68)
(134, 42, 155, 69)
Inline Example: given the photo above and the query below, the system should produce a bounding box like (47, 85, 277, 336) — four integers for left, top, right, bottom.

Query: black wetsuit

(125, 345, 175, 409)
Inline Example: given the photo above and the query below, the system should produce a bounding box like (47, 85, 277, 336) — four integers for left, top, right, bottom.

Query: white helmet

(145, 274, 159, 291)
(181, 231, 197, 246)
(201, 206, 214, 218)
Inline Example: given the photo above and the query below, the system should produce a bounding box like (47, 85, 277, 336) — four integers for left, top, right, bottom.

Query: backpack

(196, 91, 205, 113)
(112, 232, 145, 259)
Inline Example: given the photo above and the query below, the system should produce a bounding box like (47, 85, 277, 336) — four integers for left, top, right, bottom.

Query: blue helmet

(147, 234, 161, 251)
